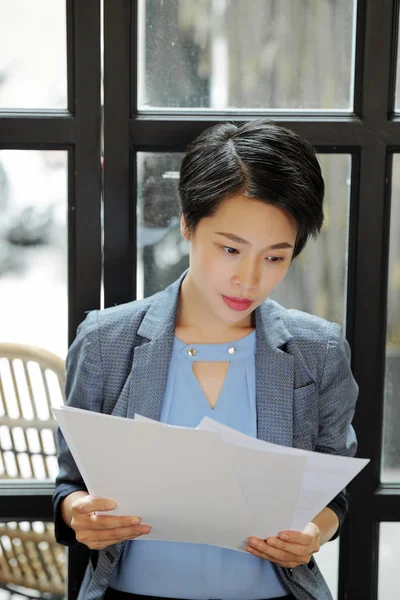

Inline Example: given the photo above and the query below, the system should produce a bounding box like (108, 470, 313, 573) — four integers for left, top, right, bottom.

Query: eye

(266, 256, 284, 263)
(222, 246, 239, 255)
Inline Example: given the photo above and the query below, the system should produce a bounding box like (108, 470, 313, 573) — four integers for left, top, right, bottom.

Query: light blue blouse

(110, 330, 290, 599)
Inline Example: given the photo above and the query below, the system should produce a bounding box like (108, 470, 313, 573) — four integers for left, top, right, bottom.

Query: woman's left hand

(246, 521, 321, 569)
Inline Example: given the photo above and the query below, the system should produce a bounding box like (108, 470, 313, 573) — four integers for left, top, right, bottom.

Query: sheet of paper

(54, 407, 368, 549)
(134, 413, 165, 426)
(198, 417, 287, 453)
(224, 442, 306, 539)
(133, 414, 307, 537)
(53, 406, 254, 550)
(198, 417, 369, 531)
(290, 451, 369, 530)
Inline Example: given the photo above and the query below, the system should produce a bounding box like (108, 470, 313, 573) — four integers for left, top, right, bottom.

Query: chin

(221, 308, 250, 323)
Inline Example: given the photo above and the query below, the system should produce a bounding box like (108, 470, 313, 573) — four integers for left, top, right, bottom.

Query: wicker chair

(0, 343, 66, 599)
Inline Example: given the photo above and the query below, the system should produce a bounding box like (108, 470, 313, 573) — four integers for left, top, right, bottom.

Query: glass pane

(271, 155, 351, 325)
(0, 0, 67, 110)
(138, 0, 355, 110)
(0, 150, 67, 482)
(0, 521, 66, 599)
(137, 153, 185, 299)
(382, 155, 400, 482)
(395, 25, 400, 110)
(137, 152, 350, 327)
(379, 523, 400, 598)
(314, 538, 339, 599)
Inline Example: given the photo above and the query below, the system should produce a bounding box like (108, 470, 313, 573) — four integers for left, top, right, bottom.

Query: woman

(53, 120, 358, 600)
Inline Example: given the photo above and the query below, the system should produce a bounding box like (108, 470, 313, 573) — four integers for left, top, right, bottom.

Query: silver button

(228, 346, 236, 355)
(187, 347, 196, 356)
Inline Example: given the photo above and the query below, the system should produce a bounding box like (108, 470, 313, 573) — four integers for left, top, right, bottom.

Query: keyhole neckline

(173, 329, 256, 362)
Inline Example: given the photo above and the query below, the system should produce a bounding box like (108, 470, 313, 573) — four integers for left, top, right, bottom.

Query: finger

(264, 546, 310, 565)
(246, 544, 300, 568)
(94, 524, 151, 542)
(85, 540, 119, 550)
(77, 524, 151, 545)
(248, 538, 307, 564)
(125, 525, 152, 539)
(73, 497, 116, 516)
(277, 531, 313, 545)
(85, 528, 151, 551)
(247, 537, 271, 555)
(246, 544, 272, 561)
(88, 514, 142, 530)
(266, 537, 313, 556)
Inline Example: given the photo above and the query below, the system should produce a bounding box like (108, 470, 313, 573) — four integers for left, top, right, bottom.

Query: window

(0, 1, 101, 599)
(1, 1, 399, 599)
(103, 2, 400, 598)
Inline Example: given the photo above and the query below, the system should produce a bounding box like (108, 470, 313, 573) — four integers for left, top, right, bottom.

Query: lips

(229, 296, 252, 302)
(222, 295, 253, 312)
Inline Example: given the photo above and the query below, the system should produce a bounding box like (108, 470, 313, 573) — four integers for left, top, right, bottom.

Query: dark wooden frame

(1, 1, 399, 599)
(102, 2, 400, 599)
(0, 0, 101, 597)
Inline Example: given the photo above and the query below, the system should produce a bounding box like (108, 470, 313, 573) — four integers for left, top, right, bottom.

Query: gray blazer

(54, 269, 358, 600)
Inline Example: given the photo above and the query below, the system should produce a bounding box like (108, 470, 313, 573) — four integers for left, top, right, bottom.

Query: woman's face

(181, 194, 298, 328)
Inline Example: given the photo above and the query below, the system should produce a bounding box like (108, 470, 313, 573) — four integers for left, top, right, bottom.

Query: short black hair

(178, 120, 324, 258)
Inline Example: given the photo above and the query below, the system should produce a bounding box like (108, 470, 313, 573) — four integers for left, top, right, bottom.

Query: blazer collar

(130, 269, 294, 446)
(137, 268, 293, 350)
(136, 269, 187, 342)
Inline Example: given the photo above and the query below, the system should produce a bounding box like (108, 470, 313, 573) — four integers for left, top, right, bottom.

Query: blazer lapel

(126, 270, 294, 448)
(126, 271, 188, 421)
(255, 299, 294, 447)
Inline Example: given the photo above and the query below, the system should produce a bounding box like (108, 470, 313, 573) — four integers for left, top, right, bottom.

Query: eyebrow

(214, 232, 293, 251)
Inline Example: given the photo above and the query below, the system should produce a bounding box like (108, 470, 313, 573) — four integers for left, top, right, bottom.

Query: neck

(176, 271, 255, 343)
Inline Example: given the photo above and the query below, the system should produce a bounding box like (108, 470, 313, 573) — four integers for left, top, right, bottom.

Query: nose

(232, 257, 260, 291)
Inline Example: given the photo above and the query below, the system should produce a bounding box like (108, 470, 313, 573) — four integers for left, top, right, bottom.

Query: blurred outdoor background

(0, 1, 399, 598)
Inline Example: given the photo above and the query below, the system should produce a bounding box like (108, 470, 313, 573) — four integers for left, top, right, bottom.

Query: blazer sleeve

(52, 310, 104, 546)
(316, 321, 359, 540)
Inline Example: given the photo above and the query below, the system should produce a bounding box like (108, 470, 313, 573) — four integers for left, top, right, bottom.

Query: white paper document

(197, 417, 369, 531)
(53, 406, 369, 552)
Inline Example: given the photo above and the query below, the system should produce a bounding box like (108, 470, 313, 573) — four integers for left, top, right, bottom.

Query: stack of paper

(53, 406, 368, 552)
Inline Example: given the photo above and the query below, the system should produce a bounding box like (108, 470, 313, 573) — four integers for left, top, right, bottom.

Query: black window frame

(0, 0, 101, 597)
(1, 1, 399, 599)
(102, 1, 400, 599)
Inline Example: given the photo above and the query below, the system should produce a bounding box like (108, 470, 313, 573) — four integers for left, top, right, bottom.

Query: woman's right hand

(64, 492, 152, 550)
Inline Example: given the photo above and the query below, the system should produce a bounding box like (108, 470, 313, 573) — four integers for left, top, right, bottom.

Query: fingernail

(279, 533, 289, 541)
(143, 526, 151, 533)
(105, 501, 116, 509)
(130, 517, 141, 525)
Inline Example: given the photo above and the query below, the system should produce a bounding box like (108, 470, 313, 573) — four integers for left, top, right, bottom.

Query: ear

(180, 215, 191, 241)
